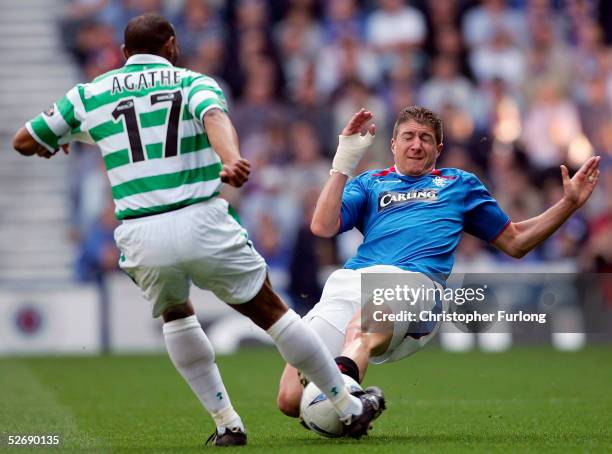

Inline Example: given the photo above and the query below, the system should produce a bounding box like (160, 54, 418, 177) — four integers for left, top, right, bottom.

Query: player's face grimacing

(391, 120, 443, 176)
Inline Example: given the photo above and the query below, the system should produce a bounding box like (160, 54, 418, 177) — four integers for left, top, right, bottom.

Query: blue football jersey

(339, 167, 510, 284)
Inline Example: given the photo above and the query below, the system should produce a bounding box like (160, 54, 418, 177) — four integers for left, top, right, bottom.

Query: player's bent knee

(162, 301, 195, 323)
(232, 276, 289, 330)
(277, 387, 301, 418)
(277, 364, 303, 418)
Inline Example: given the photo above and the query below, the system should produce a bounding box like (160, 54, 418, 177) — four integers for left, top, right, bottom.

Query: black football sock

(334, 356, 360, 383)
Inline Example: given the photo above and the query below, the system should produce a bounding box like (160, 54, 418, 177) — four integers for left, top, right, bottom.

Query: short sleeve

(26, 85, 84, 152)
(463, 173, 510, 242)
(339, 176, 368, 234)
(186, 75, 229, 122)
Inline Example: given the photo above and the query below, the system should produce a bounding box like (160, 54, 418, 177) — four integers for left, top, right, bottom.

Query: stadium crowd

(60, 0, 611, 312)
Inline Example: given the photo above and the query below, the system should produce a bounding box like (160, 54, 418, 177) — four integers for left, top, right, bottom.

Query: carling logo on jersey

(378, 189, 439, 211)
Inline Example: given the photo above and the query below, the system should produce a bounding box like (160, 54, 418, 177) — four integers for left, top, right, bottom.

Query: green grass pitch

(1, 346, 611, 453)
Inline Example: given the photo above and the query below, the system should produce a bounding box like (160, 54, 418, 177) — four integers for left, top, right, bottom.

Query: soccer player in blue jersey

(276, 106, 601, 418)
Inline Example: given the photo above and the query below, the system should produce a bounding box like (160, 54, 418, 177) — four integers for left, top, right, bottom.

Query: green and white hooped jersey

(26, 54, 227, 220)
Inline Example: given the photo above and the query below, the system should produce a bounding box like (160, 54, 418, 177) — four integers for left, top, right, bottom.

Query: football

(299, 375, 362, 438)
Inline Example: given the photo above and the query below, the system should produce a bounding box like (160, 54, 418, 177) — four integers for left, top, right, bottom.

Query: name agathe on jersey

(111, 70, 181, 95)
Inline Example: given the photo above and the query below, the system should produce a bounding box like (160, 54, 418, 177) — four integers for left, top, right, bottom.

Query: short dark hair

(124, 13, 175, 56)
(392, 106, 443, 145)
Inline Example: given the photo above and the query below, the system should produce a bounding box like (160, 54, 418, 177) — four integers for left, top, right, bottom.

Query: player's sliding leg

(162, 301, 246, 447)
(340, 293, 441, 382)
(339, 309, 394, 382)
(277, 315, 347, 418)
(277, 310, 391, 419)
(234, 277, 362, 419)
(232, 275, 385, 438)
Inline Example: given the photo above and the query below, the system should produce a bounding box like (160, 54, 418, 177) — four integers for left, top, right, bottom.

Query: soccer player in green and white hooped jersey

(13, 13, 385, 447)
(29, 59, 225, 220)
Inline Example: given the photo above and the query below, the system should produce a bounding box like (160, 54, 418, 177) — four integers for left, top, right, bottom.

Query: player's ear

(436, 142, 443, 157)
(121, 44, 130, 61)
(164, 36, 175, 49)
(163, 36, 179, 64)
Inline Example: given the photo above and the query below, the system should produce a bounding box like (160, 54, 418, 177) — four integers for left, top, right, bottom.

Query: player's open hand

(341, 108, 376, 137)
(561, 156, 600, 209)
(220, 158, 250, 188)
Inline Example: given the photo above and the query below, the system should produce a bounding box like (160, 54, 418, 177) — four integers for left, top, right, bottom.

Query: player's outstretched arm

(311, 172, 349, 237)
(493, 156, 601, 258)
(12, 127, 68, 159)
(203, 108, 250, 188)
(311, 109, 376, 237)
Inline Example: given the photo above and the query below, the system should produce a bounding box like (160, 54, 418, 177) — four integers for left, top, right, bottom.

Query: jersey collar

(125, 54, 173, 67)
(371, 166, 396, 177)
(373, 166, 440, 178)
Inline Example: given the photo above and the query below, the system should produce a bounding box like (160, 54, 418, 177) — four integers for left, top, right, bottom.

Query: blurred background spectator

(59, 0, 611, 314)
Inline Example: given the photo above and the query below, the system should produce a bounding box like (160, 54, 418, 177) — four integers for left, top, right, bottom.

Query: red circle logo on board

(14, 306, 44, 335)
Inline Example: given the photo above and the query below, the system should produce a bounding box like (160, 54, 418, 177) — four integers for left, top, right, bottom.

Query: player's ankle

(216, 424, 245, 435)
(211, 406, 243, 433)
(335, 392, 364, 420)
(349, 395, 364, 416)
(335, 356, 360, 383)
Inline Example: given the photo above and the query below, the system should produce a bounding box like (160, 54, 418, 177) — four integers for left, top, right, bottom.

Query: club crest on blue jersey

(378, 189, 439, 211)
(432, 176, 448, 187)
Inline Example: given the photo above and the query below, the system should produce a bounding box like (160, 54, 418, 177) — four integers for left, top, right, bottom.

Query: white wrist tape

(331, 132, 374, 177)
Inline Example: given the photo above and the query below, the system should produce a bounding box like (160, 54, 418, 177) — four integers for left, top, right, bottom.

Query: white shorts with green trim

(114, 197, 267, 318)
(304, 265, 445, 364)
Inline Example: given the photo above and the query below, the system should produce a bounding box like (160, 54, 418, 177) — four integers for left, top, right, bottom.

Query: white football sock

(267, 310, 363, 419)
(163, 316, 244, 431)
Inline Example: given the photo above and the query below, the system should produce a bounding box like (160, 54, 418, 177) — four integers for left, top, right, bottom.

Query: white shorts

(114, 198, 267, 318)
(304, 265, 445, 364)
